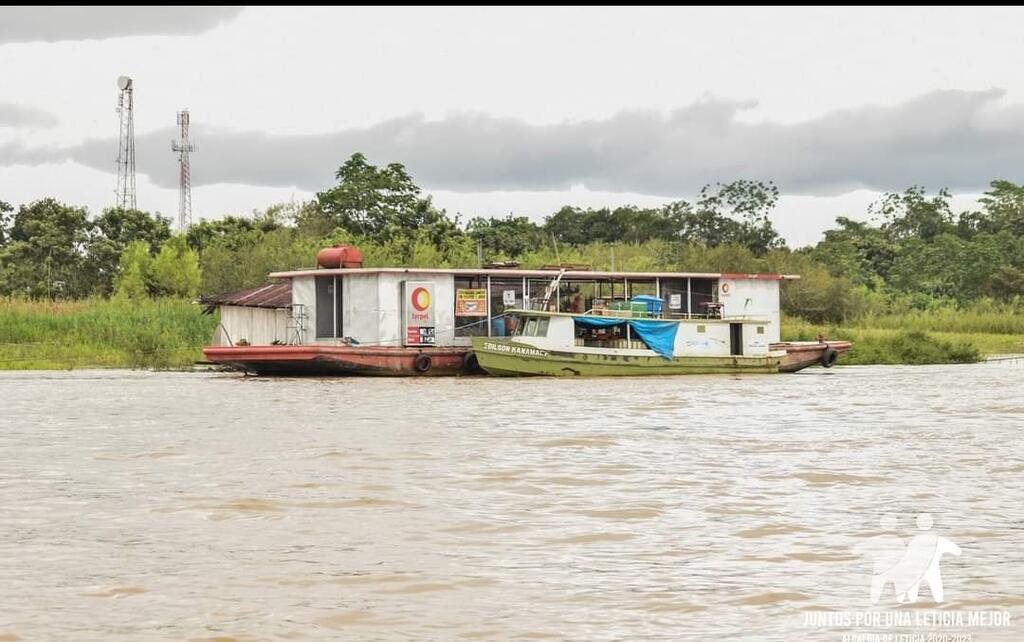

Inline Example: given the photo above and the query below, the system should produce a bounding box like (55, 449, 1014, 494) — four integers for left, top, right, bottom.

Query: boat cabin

(505, 309, 775, 358)
(205, 246, 797, 353)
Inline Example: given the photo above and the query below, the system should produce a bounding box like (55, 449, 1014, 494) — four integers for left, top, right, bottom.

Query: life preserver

(820, 347, 838, 368)
(463, 351, 481, 373)
(720, 282, 731, 295)
(413, 353, 432, 373)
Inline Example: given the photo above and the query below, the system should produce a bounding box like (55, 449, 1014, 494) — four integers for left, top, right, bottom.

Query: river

(1, 363, 1022, 641)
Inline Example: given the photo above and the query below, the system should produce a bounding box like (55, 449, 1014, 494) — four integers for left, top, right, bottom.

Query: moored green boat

(471, 308, 791, 377)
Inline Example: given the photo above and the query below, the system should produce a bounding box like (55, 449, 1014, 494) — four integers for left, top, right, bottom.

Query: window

(696, 325, 706, 333)
(628, 280, 657, 298)
(455, 275, 488, 337)
(690, 279, 716, 316)
(514, 316, 550, 337)
(489, 277, 523, 336)
(527, 278, 557, 311)
(757, 326, 765, 335)
(661, 278, 688, 316)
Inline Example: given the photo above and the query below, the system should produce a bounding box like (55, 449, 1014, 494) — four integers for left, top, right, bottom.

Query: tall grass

(859, 307, 1024, 335)
(782, 314, 1022, 365)
(0, 297, 218, 370)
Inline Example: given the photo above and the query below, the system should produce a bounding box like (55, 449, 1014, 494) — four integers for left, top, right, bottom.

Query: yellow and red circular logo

(411, 286, 431, 311)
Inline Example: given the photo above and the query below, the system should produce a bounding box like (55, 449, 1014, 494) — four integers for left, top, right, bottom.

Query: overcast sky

(2, 6, 1023, 247)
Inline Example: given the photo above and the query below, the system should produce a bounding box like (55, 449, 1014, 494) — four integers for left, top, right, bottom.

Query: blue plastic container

(630, 294, 664, 316)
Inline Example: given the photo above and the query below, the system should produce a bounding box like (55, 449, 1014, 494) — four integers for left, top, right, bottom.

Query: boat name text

(482, 342, 549, 357)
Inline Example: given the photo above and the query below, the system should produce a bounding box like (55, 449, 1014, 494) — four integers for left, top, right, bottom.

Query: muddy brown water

(1, 363, 1022, 641)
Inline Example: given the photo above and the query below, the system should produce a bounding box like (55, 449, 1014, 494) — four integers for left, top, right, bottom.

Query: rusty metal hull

(771, 341, 852, 372)
(203, 345, 473, 376)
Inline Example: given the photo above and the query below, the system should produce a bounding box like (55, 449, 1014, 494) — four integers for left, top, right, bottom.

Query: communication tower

(171, 110, 195, 230)
(114, 76, 136, 210)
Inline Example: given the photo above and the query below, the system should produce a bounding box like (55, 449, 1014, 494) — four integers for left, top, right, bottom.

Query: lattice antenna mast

(171, 109, 195, 230)
(114, 76, 136, 210)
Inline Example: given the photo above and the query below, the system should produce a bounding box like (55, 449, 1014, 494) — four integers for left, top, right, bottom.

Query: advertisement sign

(456, 288, 487, 316)
(403, 281, 436, 346)
(669, 293, 682, 310)
(503, 289, 516, 306)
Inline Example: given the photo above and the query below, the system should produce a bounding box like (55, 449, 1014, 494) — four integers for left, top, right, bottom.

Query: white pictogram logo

(856, 513, 962, 604)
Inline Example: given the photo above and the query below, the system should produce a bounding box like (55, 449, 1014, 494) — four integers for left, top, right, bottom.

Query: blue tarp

(573, 316, 678, 360)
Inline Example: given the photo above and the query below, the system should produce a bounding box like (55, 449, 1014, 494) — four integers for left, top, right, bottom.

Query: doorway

(730, 323, 743, 356)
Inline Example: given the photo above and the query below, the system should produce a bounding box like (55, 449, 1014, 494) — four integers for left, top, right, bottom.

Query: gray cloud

(0, 7, 244, 44)
(0, 103, 58, 128)
(5, 89, 1024, 197)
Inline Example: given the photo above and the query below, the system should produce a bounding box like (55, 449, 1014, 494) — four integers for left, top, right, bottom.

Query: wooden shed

(201, 282, 292, 347)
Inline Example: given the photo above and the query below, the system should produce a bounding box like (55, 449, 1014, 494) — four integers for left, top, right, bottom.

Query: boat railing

(286, 303, 308, 344)
(575, 337, 650, 350)
(519, 300, 726, 321)
(524, 296, 733, 321)
(583, 307, 654, 319)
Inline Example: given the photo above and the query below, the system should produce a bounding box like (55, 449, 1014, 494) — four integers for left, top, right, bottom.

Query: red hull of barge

(771, 340, 852, 372)
(203, 345, 474, 376)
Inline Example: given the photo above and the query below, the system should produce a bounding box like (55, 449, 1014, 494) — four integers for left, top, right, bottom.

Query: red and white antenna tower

(171, 109, 195, 230)
(115, 76, 136, 210)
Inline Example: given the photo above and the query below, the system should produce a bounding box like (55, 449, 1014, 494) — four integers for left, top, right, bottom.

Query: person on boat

(570, 293, 585, 313)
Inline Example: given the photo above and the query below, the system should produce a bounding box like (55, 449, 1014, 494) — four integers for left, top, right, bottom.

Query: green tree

(186, 215, 263, 253)
(673, 203, 743, 248)
(542, 205, 685, 246)
(112, 240, 154, 300)
(93, 207, 173, 252)
(0, 199, 12, 246)
(151, 235, 202, 298)
(695, 180, 784, 253)
(0, 198, 93, 297)
(467, 213, 544, 257)
(811, 216, 896, 288)
(311, 153, 428, 239)
(977, 179, 1024, 237)
(874, 186, 955, 242)
(85, 207, 173, 297)
(888, 234, 965, 299)
(542, 206, 596, 245)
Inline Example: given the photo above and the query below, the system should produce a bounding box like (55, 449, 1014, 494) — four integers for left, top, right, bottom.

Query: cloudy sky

(2, 6, 1023, 247)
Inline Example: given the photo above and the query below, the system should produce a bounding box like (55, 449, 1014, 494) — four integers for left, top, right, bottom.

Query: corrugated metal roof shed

(201, 282, 291, 310)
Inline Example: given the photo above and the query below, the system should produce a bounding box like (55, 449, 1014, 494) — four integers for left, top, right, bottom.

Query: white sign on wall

(403, 281, 436, 346)
(503, 289, 516, 306)
(669, 293, 682, 310)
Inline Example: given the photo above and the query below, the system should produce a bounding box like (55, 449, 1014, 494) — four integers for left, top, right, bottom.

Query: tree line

(2, 152, 1023, 324)
(0, 200, 198, 299)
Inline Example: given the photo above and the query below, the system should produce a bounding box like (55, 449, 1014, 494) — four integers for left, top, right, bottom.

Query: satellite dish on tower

(117, 76, 132, 90)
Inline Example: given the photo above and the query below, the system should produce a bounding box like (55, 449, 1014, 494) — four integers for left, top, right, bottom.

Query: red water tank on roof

(316, 245, 364, 269)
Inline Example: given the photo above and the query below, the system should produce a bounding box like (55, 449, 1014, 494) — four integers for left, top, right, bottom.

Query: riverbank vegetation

(2, 153, 1022, 369)
(0, 298, 215, 370)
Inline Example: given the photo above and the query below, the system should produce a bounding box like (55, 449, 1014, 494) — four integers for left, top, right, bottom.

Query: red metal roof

(202, 282, 291, 309)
